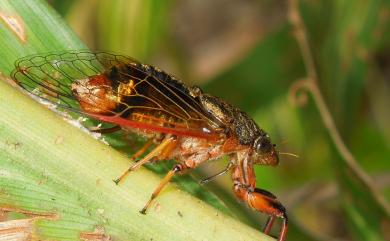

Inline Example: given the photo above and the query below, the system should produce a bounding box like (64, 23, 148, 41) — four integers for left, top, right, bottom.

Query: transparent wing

(11, 51, 224, 140)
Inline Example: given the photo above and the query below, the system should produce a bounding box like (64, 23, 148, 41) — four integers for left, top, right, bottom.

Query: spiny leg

(113, 136, 175, 185)
(140, 163, 185, 214)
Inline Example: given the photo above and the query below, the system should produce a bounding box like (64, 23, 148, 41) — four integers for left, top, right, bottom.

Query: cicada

(11, 51, 287, 241)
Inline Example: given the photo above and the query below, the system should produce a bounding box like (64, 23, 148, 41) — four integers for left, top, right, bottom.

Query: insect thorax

(198, 94, 265, 146)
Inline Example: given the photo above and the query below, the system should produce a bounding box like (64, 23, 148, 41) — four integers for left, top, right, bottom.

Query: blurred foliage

(56, 0, 171, 60)
(46, 0, 390, 240)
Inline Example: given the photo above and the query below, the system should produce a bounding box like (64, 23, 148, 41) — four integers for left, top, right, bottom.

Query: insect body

(12, 51, 287, 241)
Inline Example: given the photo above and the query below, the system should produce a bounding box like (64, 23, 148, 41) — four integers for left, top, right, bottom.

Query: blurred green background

(47, 0, 389, 240)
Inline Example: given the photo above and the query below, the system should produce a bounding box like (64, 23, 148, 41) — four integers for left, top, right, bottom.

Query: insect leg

(200, 161, 233, 185)
(89, 125, 121, 134)
(140, 146, 215, 214)
(263, 216, 275, 235)
(140, 163, 186, 214)
(233, 183, 288, 241)
(231, 155, 288, 241)
(140, 143, 224, 214)
(130, 138, 154, 161)
(113, 136, 175, 185)
(158, 137, 178, 160)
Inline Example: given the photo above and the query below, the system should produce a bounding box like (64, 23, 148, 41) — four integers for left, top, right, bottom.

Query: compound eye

(255, 137, 272, 154)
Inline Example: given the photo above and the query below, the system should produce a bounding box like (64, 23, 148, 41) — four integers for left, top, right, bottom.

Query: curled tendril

(288, 78, 314, 107)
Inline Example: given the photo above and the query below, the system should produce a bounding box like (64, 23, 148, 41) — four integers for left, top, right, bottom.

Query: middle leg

(114, 135, 176, 184)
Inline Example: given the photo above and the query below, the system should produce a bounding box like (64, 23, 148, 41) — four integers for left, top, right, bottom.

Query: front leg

(231, 153, 288, 241)
(233, 183, 288, 241)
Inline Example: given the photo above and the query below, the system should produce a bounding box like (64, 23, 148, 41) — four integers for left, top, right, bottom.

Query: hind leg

(113, 136, 176, 184)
